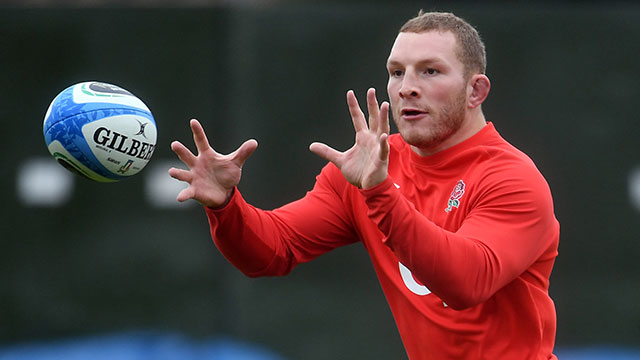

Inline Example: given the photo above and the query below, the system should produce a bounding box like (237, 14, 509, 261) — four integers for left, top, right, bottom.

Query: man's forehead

(387, 30, 459, 64)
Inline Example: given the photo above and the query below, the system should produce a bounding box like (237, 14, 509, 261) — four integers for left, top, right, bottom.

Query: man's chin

(400, 132, 440, 149)
(399, 125, 460, 152)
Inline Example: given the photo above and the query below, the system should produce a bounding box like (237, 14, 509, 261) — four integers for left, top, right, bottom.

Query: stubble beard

(393, 87, 468, 151)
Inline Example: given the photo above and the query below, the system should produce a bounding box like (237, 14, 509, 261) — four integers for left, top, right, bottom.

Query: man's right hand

(309, 89, 390, 190)
(169, 119, 258, 208)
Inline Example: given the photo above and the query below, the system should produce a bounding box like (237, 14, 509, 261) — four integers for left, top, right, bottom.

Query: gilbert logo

(135, 119, 149, 139)
(93, 127, 155, 160)
(445, 180, 466, 212)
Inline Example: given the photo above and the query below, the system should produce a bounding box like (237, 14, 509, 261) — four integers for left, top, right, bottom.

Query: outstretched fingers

(366, 88, 380, 133)
(176, 186, 195, 203)
(230, 139, 259, 168)
(350, 88, 389, 136)
(309, 142, 343, 167)
(168, 167, 192, 183)
(379, 133, 390, 161)
(190, 119, 213, 154)
(379, 101, 390, 135)
(171, 140, 197, 168)
(346, 90, 368, 133)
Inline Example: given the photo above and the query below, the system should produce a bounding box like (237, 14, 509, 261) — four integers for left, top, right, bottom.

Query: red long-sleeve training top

(206, 122, 559, 359)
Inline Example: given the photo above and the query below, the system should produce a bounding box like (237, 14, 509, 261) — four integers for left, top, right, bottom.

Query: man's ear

(467, 74, 491, 109)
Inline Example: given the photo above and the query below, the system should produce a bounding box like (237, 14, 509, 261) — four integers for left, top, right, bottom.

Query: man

(169, 11, 559, 360)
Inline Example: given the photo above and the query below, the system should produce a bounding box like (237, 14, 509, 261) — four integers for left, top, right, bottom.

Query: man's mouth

(401, 108, 428, 120)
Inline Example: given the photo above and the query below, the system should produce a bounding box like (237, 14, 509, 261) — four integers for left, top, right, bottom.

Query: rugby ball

(43, 81, 157, 182)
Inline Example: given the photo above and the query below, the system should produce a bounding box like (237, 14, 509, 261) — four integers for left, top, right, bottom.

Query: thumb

(309, 142, 342, 167)
(231, 139, 259, 167)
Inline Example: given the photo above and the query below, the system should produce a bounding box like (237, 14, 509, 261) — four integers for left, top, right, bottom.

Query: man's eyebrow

(386, 58, 446, 67)
(386, 59, 400, 67)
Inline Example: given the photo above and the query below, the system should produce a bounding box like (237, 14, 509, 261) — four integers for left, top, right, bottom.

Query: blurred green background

(1, 2, 639, 358)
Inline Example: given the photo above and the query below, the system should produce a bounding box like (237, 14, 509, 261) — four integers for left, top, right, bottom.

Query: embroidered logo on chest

(445, 180, 466, 212)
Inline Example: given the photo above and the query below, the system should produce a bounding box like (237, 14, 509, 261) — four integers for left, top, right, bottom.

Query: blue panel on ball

(43, 84, 154, 134)
(45, 119, 118, 181)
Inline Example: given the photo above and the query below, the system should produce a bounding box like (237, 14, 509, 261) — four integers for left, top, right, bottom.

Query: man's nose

(399, 73, 420, 99)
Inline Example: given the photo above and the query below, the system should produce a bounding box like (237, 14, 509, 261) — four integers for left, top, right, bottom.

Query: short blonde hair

(400, 11, 486, 78)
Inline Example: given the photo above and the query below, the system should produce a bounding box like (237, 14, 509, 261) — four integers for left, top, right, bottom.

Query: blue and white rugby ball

(43, 81, 157, 182)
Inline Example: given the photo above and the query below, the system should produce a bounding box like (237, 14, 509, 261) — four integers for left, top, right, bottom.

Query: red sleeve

(205, 164, 359, 277)
(361, 170, 558, 310)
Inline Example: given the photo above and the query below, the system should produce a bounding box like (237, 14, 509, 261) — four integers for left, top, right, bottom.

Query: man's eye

(391, 69, 403, 77)
(425, 68, 439, 75)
